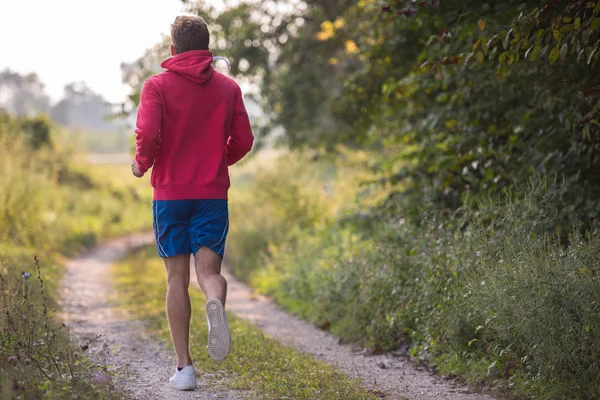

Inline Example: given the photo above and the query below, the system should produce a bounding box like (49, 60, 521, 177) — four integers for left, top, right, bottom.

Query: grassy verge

(0, 113, 153, 398)
(113, 246, 379, 400)
(225, 150, 600, 400)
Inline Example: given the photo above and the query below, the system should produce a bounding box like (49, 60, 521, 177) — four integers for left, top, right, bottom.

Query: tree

(127, 0, 600, 227)
(50, 82, 121, 132)
(0, 69, 50, 117)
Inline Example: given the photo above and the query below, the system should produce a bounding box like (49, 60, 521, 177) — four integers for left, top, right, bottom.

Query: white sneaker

(169, 365, 196, 391)
(205, 298, 231, 361)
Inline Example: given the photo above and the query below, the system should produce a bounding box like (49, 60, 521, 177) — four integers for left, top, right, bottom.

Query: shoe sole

(170, 383, 196, 391)
(206, 298, 231, 361)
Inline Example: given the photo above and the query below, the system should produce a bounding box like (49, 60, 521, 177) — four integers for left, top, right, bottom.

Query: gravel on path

(195, 264, 498, 400)
(59, 234, 246, 400)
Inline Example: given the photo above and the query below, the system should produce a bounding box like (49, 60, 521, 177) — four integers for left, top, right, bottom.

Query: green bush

(227, 151, 347, 281)
(20, 115, 53, 150)
(0, 112, 152, 398)
(228, 153, 600, 399)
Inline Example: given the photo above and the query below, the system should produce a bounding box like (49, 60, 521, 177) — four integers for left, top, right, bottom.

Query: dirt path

(192, 265, 497, 400)
(60, 234, 496, 400)
(59, 234, 245, 400)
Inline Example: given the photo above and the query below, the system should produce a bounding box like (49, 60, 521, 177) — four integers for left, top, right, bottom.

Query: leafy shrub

(227, 151, 350, 281)
(0, 111, 152, 398)
(228, 153, 600, 399)
(20, 115, 53, 150)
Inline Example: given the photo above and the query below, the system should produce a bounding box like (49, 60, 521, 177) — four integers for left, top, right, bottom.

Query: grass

(113, 246, 379, 400)
(0, 112, 153, 398)
(56, 126, 130, 155)
(224, 150, 600, 400)
(0, 258, 124, 399)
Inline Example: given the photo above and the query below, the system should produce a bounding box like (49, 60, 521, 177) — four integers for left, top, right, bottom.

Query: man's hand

(131, 158, 144, 178)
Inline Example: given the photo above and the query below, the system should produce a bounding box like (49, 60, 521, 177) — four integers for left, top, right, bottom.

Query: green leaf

(511, 30, 521, 44)
(476, 51, 485, 65)
(552, 29, 562, 42)
(485, 34, 498, 50)
(462, 52, 474, 66)
(592, 18, 600, 30)
(575, 17, 581, 30)
(583, 124, 591, 140)
(503, 29, 512, 49)
(560, 43, 569, 61)
(588, 48, 598, 64)
(535, 29, 545, 44)
(549, 45, 560, 63)
(496, 63, 508, 78)
(525, 46, 534, 59)
(478, 18, 486, 31)
(527, 45, 541, 61)
(578, 48, 586, 63)
(561, 24, 574, 34)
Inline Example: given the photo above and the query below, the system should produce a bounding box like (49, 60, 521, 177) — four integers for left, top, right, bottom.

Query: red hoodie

(134, 50, 254, 200)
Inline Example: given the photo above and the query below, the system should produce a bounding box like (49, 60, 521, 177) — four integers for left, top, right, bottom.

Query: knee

(167, 273, 190, 288)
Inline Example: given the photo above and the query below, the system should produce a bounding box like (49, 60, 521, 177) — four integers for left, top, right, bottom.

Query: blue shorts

(152, 199, 229, 259)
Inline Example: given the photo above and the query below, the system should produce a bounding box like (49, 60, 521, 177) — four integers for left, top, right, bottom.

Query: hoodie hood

(161, 50, 214, 84)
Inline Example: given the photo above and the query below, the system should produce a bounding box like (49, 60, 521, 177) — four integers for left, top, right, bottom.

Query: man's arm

(225, 85, 254, 166)
(134, 79, 163, 175)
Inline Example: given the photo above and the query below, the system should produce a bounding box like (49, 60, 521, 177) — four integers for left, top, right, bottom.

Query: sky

(0, 0, 187, 104)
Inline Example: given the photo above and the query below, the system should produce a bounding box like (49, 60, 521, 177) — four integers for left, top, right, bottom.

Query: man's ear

(170, 44, 177, 56)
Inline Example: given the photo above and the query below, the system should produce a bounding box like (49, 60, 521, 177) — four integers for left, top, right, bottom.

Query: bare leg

(194, 247, 227, 306)
(164, 254, 193, 368)
(195, 247, 230, 361)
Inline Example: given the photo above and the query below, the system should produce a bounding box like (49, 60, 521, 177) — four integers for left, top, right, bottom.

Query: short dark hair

(171, 15, 210, 53)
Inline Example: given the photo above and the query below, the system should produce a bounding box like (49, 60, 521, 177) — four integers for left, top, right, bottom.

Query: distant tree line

(0, 69, 126, 133)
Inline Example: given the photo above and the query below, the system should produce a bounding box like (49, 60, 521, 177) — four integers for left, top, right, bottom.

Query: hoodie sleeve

(225, 85, 254, 166)
(134, 79, 163, 174)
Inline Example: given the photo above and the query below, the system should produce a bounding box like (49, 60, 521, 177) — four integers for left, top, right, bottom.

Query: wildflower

(22, 272, 31, 279)
(32, 341, 38, 347)
(7, 356, 17, 363)
(92, 371, 110, 384)
(73, 351, 79, 358)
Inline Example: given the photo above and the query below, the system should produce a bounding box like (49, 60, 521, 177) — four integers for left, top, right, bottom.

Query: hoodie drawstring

(213, 56, 231, 70)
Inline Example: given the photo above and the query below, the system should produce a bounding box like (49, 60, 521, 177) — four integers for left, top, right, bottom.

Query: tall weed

(0, 259, 120, 399)
(0, 114, 152, 398)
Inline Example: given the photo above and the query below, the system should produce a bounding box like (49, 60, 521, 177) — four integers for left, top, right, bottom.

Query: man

(131, 15, 254, 391)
